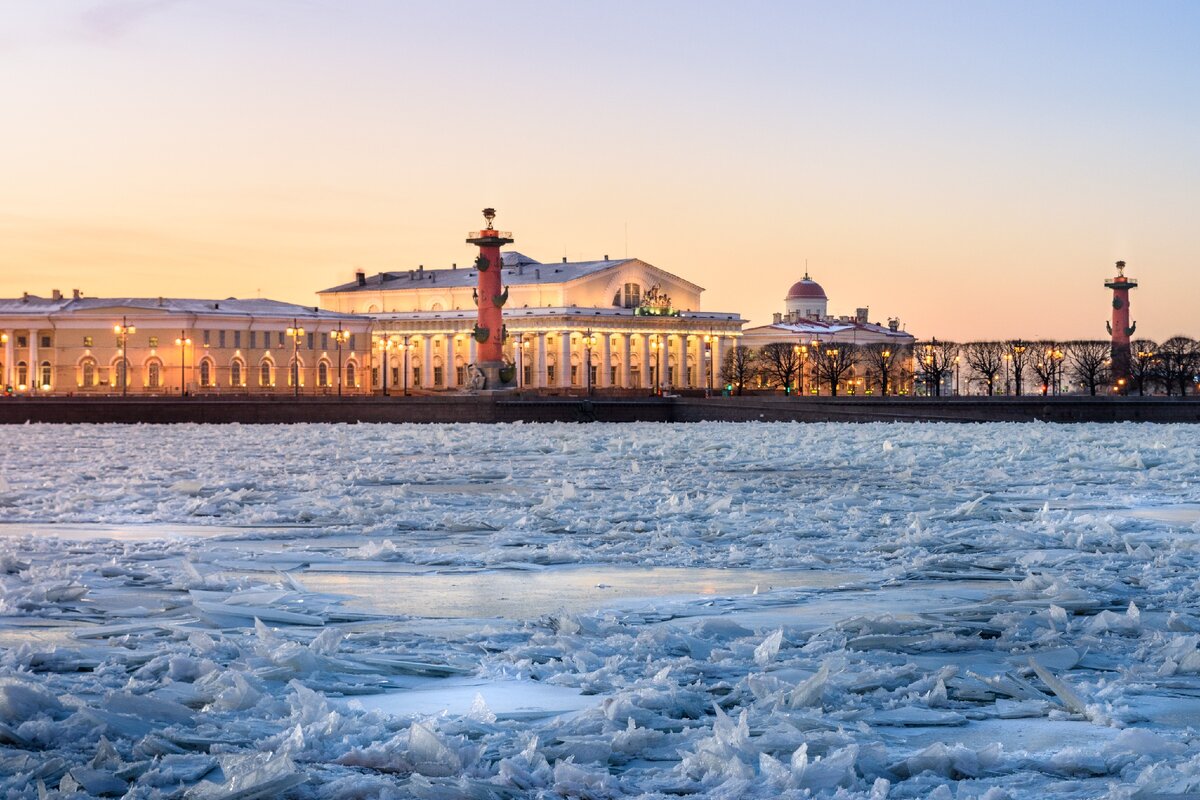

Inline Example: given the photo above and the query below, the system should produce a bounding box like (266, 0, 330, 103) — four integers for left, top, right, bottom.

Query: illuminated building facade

(319, 253, 743, 392)
(0, 294, 371, 396)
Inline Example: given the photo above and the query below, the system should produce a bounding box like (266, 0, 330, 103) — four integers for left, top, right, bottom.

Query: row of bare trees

(720, 337, 1200, 396)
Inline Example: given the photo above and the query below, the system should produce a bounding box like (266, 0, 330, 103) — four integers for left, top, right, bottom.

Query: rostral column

(1105, 260, 1137, 393)
(465, 208, 516, 389)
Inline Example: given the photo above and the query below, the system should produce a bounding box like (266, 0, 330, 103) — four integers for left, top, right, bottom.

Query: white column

(559, 331, 572, 388)
(422, 336, 433, 388)
(715, 336, 729, 387)
(28, 330, 39, 392)
(446, 336, 457, 387)
(620, 334, 632, 388)
(537, 333, 548, 387)
(600, 333, 612, 388)
(468, 335, 477, 366)
(640, 334, 651, 389)
(698, 336, 708, 391)
(3, 330, 12, 389)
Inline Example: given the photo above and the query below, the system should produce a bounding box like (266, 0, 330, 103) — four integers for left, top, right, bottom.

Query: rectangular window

(321, 333, 328, 350)
(148, 336, 159, 348)
(203, 330, 211, 346)
(307, 332, 314, 350)
(277, 332, 284, 347)
(610, 366, 617, 385)
(348, 334, 356, 350)
(17, 335, 27, 348)
(434, 366, 444, 386)
(219, 330, 226, 348)
(249, 331, 257, 349)
(83, 336, 94, 347)
(571, 365, 579, 385)
(411, 367, 420, 387)
(40, 335, 51, 348)
(547, 365, 556, 383)
(457, 366, 466, 385)
(234, 330, 241, 348)
(525, 365, 533, 386)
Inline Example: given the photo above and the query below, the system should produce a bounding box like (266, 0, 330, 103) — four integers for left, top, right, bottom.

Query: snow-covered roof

(320, 253, 634, 294)
(745, 318, 914, 340)
(0, 296, 361, 320)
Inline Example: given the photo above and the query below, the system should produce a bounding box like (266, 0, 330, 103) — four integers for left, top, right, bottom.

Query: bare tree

(1065, 340, 1110, 396)
(810, 343, 860, 396)
(721, 346, 758, 396)
(860, 342, 908, 396)
(1027, 342, 1065, 396)
(757, 343, 803, 393)
(1158, 336, 1200, 396)
(1006, 340, 1033, 396)
(1129, 339, 1159, 396)
(915, 339, 958, 397)
(963, 341, 1005, 396)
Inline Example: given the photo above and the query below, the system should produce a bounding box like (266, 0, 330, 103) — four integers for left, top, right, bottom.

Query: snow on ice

(0, 421, 1198, 798)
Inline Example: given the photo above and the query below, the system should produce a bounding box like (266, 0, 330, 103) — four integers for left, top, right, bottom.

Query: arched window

(199, 359, 212, 387)
(318, 361, 329, 387)
(16, 361, 27, 387)
(39, 361, 51, 389)
(80, 358, 96, 388)
(147, 360, 161, 389)
(260, 361, 272, 387)
(345, 361, 356, 389)
(113, 360, 126, 390)
(231, 360, 243, 387)
(622, 283, 641, 308)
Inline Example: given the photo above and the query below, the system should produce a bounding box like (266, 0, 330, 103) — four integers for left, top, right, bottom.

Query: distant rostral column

(465, 208, 516, 389)
(1105, 260, 1137, 392)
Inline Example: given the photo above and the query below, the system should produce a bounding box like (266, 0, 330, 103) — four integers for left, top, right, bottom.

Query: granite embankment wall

(1, 395, 1199, 424)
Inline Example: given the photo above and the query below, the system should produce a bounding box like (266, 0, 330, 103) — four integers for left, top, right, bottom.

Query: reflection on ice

(334, 678, 598, 721)
(298, 565, 865, 619)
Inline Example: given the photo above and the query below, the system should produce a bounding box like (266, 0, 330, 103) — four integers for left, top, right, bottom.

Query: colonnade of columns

(373, 329, 735, 391)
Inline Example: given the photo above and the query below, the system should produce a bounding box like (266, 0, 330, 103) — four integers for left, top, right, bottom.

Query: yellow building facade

(0, 294, 372, 396)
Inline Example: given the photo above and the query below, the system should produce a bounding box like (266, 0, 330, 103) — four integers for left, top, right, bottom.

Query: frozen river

(1, 422, 1199, 798)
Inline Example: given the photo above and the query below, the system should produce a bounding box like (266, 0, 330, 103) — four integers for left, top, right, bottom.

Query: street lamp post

(401, 336, 410, 396)
(881, 349, 892, 396)
(705, 333, 717, 397)
(515, 334, 524, 389)
(649, 334, 661, 395)
(174, 331, 192, 397)
(954, 355, 961, 396)
(330, 328, 349, 397)
(285, 320, 305, 398)
(582, 330, 597, 396)
(113, 316, 136, 397)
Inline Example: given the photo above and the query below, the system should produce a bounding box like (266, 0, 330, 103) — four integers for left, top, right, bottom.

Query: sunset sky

(1, 1, 1197, 341)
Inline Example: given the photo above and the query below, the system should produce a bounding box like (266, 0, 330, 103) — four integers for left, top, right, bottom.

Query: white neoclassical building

(741, 273, 916, 349)
(319, 252, 743, 392)
(0, 293, 372, 396)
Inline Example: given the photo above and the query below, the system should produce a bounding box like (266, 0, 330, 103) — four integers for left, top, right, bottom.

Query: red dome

(786, 278, 827, 300)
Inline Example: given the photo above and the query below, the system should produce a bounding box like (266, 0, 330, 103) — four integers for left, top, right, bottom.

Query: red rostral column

(1105, 260, 1137, 392)
(465, 208, 515, 388)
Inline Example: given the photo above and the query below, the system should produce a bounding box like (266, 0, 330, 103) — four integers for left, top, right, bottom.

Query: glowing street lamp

(649, 334, 662, 395)
(374, 336, 394, 396)
(113, 316, 136, 397)
(582, 330, 598, 396)
(174, 331, 192, 397)
(285, 320, 305, 397)
(330, 327, 350, 396)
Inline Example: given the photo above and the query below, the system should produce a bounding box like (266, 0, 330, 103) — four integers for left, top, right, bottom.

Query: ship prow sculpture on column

(464, 208, 517, 391)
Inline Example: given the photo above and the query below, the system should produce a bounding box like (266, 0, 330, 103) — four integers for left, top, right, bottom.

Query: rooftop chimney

(603, 254, 608, 260)
(72, 289, 81, 300)
(355, 270, 366, 286)
(856, 307, 869, 324)
(562, 257, 567, 263)
(773, 312, 782, 324)
(452, 262, 457, 269)
(51, 289, 62, 301)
